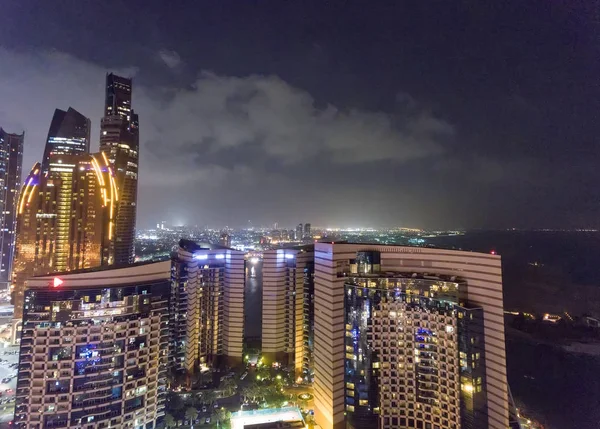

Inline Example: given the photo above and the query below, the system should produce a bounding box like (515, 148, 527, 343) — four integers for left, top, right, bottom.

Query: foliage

(167, 393, 185, 412)
(219, 377, 237, 397)
(263, 385, 287, 408)
(241, 380, 286, 408)
(241, 383, 261, 402)
(203, 389, 218, 404)
(212, 407, 232, 429)
(185, 406, 198, 423)
(213, 407, 232, 425)
(164, 413, 176, 428)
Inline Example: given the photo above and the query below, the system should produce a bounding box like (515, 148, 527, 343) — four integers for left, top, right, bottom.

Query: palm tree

(164, 413, 176, 428)
(203, 389, 218, 405)
(241, 384, 260, 402)
(213, 407, 232, 428)
(220, 378, 237, 397)
(185, 407, 198, 425)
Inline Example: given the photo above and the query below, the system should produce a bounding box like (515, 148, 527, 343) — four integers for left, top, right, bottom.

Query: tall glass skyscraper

(0, 128, 23, 288)
(313, 243, 508, 429)
(100, 73, 139, 265)
(11, 153, 117, 319)
(41, 108, 91, 174)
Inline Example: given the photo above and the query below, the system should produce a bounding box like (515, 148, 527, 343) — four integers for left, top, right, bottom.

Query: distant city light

(195, 254, 208, 260)
(250, 257, 259, 264)
(215, 254, 225, 259)
(285, 253, 294, 259)
(53, 277, 63, 288)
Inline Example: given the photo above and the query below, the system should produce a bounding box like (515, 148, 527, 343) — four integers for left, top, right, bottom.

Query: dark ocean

(429, 231, 600, 429)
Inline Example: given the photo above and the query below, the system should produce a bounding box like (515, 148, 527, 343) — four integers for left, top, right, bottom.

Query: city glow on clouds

(0, 48, 457, 227)
(0, 48, 451, 184)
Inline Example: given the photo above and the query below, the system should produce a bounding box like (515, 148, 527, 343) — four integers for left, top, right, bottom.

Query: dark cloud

(0, 48, 455, 227)
(0, 1, 597, 229)
(158, 50, 182, 69)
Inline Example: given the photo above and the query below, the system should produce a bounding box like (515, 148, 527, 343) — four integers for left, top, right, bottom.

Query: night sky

(0, 1, 598, 229)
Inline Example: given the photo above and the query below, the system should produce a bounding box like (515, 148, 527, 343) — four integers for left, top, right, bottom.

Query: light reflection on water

(245, 262, 262, 338)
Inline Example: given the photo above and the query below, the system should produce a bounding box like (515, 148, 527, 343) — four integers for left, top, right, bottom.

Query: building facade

(170, 240, 245, 374)
(219, 232, 232, 248)
(0, 128, 23, 288)
(99, 74, 139, 265)
(313, 243, 508, 429)
(303, 223, 311, 240)
(11, 152, 116, 319)
(14, 261, 170, 429)
(262, 246, 314, 379)
(41, 108, 91, 174)
(295, 224, 303, 241)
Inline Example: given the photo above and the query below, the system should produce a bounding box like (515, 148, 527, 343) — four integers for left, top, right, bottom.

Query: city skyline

(0, 3, 594, 429)
(0, 2, 597, 230)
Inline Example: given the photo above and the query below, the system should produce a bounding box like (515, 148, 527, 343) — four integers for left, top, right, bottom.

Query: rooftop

(341, 270, 466, 284)
(26, 260, 170, 289)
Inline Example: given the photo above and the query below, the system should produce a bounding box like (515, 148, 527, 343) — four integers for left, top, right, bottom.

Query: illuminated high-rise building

(0, 129, 24, 288)
(14, 261, 170, 429)
(11, 152, 117, 319)
(262, 246, 314, 379)
(100, 73, 139, 265)
(313, 243, 508, 429)
(41, 108, 91, 174)
(303, 223, 311, 240)
(296, 224, 303, 241)
(220, 231, 232, 248)
(170, 240, 245, 374)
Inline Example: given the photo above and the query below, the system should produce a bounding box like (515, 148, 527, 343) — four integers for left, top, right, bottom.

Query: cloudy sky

(0, 1, 598, 229)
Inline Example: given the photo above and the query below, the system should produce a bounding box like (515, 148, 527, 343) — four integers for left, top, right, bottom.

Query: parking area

(0, 345, 19, 423)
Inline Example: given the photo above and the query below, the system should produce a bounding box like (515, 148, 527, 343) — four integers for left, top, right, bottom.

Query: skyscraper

(100, 73, 139, 265)
(220, 231, 232, 248)
(262, 246, 314, 379)
(295, 224, 303, 241)
(41, 108, 91, 174)
(11, 152, 116, 319)
(0, 129, 23, 288)
(170, 240, 245, 375)
(303, 223, 311, 240)
(313, 243, 508, 429)
(14, 261, 170, 429)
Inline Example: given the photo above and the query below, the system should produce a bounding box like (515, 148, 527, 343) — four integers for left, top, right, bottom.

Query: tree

(264, 386, 286, 408)
(168, 393, 185, 412)
(241, 384, 260, 402)
(203, 389, 218, 405)
(185, 407, 198, 424)
(164, 414, 176, 428)
(219, 378, 237, 397)
(213, 407, 232, 428)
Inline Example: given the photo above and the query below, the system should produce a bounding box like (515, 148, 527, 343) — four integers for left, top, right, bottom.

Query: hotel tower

(312, 243, 508, 429)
